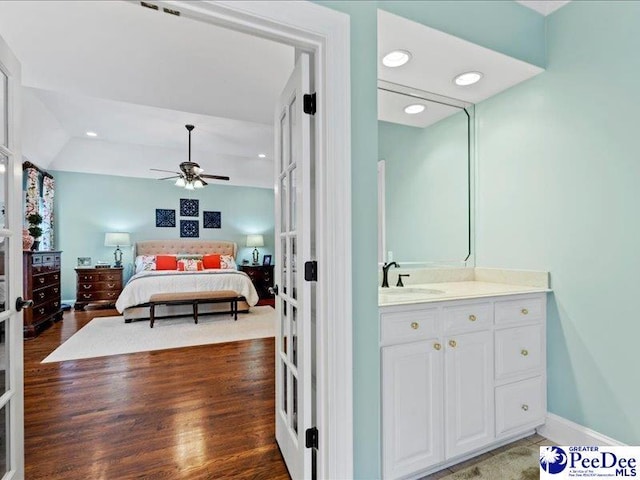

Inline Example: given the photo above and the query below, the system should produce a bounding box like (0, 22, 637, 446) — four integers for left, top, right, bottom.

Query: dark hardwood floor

(24, 308, 289, 479)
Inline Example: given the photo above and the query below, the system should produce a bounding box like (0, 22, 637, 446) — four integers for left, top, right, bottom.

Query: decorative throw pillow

(177, 253, 203, 261)
(155, 255, 178, 270)
(135, 255, 156, 273)
(220, 254, 237, 270)
(177, 259, 204, 271)
(202, 254, 221, 269)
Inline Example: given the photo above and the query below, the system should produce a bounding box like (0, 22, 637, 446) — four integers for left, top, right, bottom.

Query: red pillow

(155, 255, 177, 270)
(202, 254, 221, 269)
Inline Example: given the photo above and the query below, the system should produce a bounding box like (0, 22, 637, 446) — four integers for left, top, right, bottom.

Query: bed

(116, 239, 259, 322)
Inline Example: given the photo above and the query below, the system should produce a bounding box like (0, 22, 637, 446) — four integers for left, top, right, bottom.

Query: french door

(274, 52, 314, 479)
(0, 33, 25, 480)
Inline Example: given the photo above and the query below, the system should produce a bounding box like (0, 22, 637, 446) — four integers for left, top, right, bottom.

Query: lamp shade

(104, 232, 131, 247)
(246, 234, 264, 248)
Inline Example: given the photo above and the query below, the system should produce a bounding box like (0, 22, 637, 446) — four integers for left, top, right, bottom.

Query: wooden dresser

(74, 267, 124, 310)
(239, 265, 274, 300)
(23, 251, 63, 338)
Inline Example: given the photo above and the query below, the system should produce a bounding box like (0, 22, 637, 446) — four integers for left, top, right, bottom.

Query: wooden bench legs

(149, 297, 240, 328)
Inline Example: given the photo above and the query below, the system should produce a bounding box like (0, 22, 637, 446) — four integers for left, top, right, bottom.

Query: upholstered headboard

(135, 240, 237, 257)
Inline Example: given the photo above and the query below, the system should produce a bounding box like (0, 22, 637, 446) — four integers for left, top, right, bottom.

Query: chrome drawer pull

(107, 283, 116, 288)
(39, 292, 45, 299)
(83, 285, 91, 290)
(521, 349, 529, 357)
(468, 314, 476, 322)
(83, 294, 92, 299)
(38, 308, 45, 315)
(39, 278, 45, 284)
(410, 322, 419, 330)
(107, 292, 116, 298)
(521, 404, 529, 412)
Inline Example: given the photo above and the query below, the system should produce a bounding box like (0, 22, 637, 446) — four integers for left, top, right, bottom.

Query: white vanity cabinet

(381, 293, 547, 480)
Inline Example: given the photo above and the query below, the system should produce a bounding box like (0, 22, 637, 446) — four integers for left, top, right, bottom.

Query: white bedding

(115, 270, 259, 313)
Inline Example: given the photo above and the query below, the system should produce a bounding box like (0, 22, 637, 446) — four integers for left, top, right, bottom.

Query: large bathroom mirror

(378, 80, 474, 266)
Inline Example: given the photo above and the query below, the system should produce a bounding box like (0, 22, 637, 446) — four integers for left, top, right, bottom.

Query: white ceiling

(0, 1, 294, 188)
(515, 0, 571, 16)
(377, 10, 544, 128)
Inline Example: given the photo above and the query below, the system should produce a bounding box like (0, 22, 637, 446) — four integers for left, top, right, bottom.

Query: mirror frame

(378, 80, 476, 267)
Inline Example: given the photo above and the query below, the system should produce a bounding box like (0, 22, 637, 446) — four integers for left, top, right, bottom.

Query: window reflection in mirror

(378, 82, 473, 266)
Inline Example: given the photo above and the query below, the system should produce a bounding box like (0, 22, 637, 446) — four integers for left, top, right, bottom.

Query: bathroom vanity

(380, 272, 549, 479)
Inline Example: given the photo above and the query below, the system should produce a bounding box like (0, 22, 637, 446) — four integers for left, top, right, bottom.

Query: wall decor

(155, 209, 176, 227)
(263, 254, 272, 266)
(203, 211, 222, 229)
(77, 257, 92, 267)
(180, 198, 199, 217)
(180, 220, 199, 238)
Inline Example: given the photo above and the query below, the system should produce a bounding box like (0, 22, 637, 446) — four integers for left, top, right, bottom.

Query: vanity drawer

(495, 376, 544, 435)
(381, 308, 439, 346)
(495, 295, 544, 325)
(495, 325, 543, 380)
(443, 302, 492, 333)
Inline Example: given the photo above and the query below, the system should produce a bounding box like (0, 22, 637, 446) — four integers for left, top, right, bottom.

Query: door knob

(15, 297, 34, 312)
(268, 285, 279, 296)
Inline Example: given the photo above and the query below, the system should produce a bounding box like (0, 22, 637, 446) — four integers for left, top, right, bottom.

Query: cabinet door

(382, 339, 444, 479)
(444, 330, 494, 459)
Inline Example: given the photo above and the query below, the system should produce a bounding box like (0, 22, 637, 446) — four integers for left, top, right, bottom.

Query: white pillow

(220, 255, 237, 270)
(135, 255, 156, 273)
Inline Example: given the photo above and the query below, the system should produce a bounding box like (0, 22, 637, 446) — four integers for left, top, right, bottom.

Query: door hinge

(303, 93, 316, 115)
(305, 427, 319, 449)
(304, 261, 317, 282)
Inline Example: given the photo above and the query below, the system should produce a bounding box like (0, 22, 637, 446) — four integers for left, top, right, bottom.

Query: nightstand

(74, 267, 123, 310)
(239, 265, 274, 300)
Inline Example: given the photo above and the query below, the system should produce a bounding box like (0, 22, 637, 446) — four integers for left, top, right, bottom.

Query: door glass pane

(279, 111, 286, 174)
(281, 299, 287, 354)
(290, 167, 297, 231)
(281, 237, 287, 296)
(0, 403, 7, 475)
(0, 238, 6, 312)
(292, 306, 298, 367)
(0, 154, 6, 229)
(292, 374, 298, 434)
(282, 360, 288, 415)
(0, 321, 6, 396)
(280, 175, 288, 233)
(291, 236, 297, 300)
(0, 71, 6, 147)
(287, 95, 296, 166)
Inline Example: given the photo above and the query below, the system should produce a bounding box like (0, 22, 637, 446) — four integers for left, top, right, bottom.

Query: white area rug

(42, 306, 275, 363)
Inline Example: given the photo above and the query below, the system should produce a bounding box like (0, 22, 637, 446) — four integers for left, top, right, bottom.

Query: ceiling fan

(151, 124, 230, 190)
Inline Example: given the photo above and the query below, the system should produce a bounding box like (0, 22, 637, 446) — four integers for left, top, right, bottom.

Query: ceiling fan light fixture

(193, 179, 204, 189)
(193, 166, 204, 175)
(175, 177, 186, 187)
(185, 181, 195, 191)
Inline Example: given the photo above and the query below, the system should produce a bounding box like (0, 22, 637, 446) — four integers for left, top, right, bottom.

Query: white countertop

(379, 281, 550, 307)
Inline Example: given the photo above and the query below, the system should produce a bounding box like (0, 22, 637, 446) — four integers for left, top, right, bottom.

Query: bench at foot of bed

(147, 290, 241, 328)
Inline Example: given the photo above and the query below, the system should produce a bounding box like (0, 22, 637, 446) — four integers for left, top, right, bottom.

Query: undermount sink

(379, 287, 445, 296)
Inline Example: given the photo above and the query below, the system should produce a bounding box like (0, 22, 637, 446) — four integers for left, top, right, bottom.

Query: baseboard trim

(537, 413, 626, 446)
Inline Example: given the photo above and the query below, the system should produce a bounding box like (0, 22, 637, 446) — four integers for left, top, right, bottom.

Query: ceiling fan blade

(157, 175, 180, 180)
(200, 178, 208, 186)
(200, 174, 230, 181)
(151, 168, 181, 174)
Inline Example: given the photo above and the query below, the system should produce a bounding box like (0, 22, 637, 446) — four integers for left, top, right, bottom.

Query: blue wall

(476, 1, 640, 444)
(379, 112, 469, 263)
(52, 171, 274, 301)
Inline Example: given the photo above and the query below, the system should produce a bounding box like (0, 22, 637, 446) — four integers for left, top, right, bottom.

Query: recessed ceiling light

(454, 71, 483, 86)
(86, 131, 98, 137)
(404, 104, 426, 115)
(382, 50, 411, 68)
(258, 153, 266, 158)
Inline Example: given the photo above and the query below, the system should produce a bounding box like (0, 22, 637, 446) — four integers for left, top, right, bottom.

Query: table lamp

(104, 232, 131, 267)
(246, 234, 264, 265)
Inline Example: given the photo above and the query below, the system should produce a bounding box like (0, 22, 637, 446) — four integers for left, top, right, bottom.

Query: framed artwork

(77, 257, 92, 267)
(203, 211, 221, 229)
(263, 254, 272, 266)
(180, 198, 199, 217)
(155, 209, 176, 227)
(180, 220, 199, 238)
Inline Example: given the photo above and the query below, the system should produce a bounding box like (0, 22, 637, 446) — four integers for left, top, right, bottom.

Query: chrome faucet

(381, 262, 399, 288)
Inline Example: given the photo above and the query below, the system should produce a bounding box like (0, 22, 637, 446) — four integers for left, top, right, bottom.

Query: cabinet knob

(521, 404, 529, 412)
(410, 322, 419, 330)
(468, 314, 476, 322)
(521, 349, 529, 357)
(433, 343, 441, 351)
(521, 308, 529, 315)
(449, 340, 457, 348)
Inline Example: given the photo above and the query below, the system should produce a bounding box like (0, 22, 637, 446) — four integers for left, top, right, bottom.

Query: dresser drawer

(443, 302, 492, 333)
(31, 299, 62, 323)
(78, 281, 121, 292)
(33, 284, 61, 306)
(495, 295, 544, 325)
(77, 290, 120, 302)
(97, 271, 122, 283)
(381, 308, 439, 346)
(33, 271, 60, 288)
(495, 325, 544, 380)
(495, 377, 544, 435)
